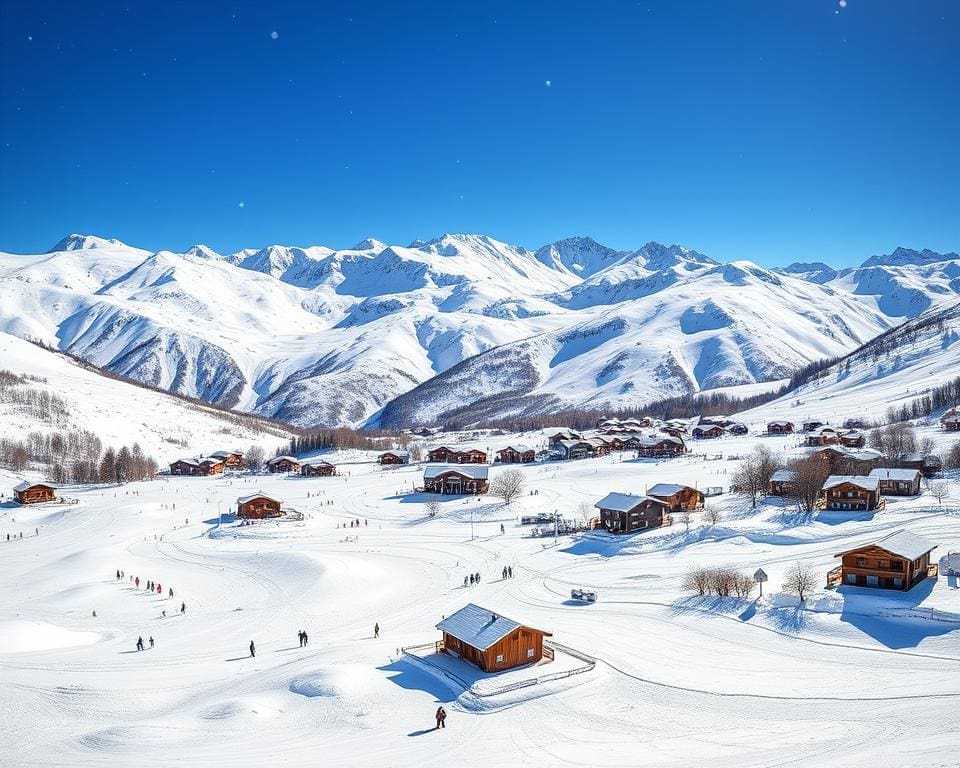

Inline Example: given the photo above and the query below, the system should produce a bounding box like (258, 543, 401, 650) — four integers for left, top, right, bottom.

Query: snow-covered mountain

(0, 234, 956, 428)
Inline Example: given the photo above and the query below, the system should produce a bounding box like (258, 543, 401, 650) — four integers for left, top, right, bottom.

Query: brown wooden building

(169, 457, 226, 476)
(595, 492, 671, 533)
(900, 452, 942, 478)
(378, 450, 410, 465)
(423, 465, 489, 495)
(810, 447, 883, 475)
(13, 482, 58, 505)
(833, 530, 936, 591)
(301, 461, 336, 477)
(496, 445, 536, 464)
(767, 420, 794, 434)
(266, 455, 301, 473)
(646, 483, 704, 512)
(237, 493, 282, 519)
(838, 430, 866, 448)
(941, 408, 960, 431)
(868, 468, 922, 496)
(632, 435, 685, 457)
(692, 424, 725, 439)
(804, 427, 841, 447)
(211, 450, 244, 468)
(768, 469, 797, 496)
(819, 475, 882, 511)
(427, 446, 488, 464)
(437, 603, 552, 672)
(545, 429, 581, 447)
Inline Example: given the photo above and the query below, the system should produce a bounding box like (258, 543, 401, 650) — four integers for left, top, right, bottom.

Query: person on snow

(373, 623, 380, 639)
(157, 584, 162, 595)
(463, 576, 469, 588)
(435, 706, 447, 729)
(168, 587, 174, 598)
(302, 630, 308, 645)
(469, 574, 475, 586)
(136, 636, 144, 651)
(475, 572, 481, 584)
(116, 570, 121, 581)
(135, 577, 140, 589)
(298, 630, 305, 647)
(149, 636, 154, 649)
(249, 641, 256, 657)
(508, 566, 513, 578)
(181, 602, 186, 614)
(502, 566, 508, 580)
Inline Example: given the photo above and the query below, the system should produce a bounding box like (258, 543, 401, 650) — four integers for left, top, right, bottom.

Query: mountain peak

(183, 244, 222, 260)
(534, 236, 624, 277)
(47, 234, 129, 253)
(352, 237, 386, 252)
(860, 247, 959, 268)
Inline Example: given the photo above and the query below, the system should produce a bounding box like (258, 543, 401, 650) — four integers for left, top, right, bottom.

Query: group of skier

(464, 572, 483, 587)
(122, 571, 175, 601)
(501, 565, 515, 579)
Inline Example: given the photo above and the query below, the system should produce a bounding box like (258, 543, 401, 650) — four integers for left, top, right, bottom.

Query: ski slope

(3, 423, 959, 767)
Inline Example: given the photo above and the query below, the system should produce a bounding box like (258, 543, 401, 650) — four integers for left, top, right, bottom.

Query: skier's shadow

(407, 727, 438, 737)
(225, 656, 252, 662)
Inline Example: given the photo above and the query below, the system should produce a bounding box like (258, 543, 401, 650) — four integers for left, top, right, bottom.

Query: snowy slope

(0, 331, 293, 463)
(1, 236, 957, 428)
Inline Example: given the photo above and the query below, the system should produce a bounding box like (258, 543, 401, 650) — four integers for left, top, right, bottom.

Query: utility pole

(217, 500, 222, 528)
(554, 509, 558, 544)
(470, 506, 474, 541)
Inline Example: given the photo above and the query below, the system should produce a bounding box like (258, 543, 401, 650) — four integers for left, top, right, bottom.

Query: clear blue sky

(1, 1, 957, 266)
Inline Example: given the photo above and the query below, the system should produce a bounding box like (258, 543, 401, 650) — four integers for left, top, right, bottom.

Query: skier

(298, 630, 304, 647)
(463, 575, 469, 587)
(92, 610, 97, 618)
(475, 572, 481, 584)
(181, 602, 186, 614)
(136, 636, 144, 651)
(249, 641, 256, 658)
(469, 574, 475, 586)
(500, 523, 505, 535)
(302, 630, 308, 645)
(157, 584, 162, 595)
(116, 570, 121, 581)
(135, 577, 140, 589)
(169, 587, 174, 598)
(508, 565, 513, 578)
(435, 706, 447, 729)
(374, 622, 380, 639)
(149, 636, 155, 649)
(502, 566, 508, 580)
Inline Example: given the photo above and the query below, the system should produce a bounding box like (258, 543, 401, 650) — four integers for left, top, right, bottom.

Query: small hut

(437, 603, 552, 672)
(378, 450, 410, 465)
(266, 455, 301, 474)
(13, 482, 59, 505)
(301, 460, 336, 477)
(236, 493, 282, 519)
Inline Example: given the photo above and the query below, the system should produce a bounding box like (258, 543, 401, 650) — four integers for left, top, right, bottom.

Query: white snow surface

(2, 416, 959, 767)
(2, 235, 957, 428)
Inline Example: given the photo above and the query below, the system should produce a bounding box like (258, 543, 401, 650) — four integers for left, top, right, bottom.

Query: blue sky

(1, 1, 957, 266)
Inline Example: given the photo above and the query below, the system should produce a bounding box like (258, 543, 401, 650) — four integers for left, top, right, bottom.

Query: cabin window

(879, 559, 890, 569)
(855, 558, 867, 567)
(496, 654, 504, 663)
(527, 648, 535, 658)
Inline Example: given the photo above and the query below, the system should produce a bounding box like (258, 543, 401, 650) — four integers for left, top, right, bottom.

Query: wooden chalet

(633, 435, 685, 458)
(378, 450, 410, 465)
(646, 483, 704, 512)
(236, 493, 282, 519)
(556, 439, 595, 460)
(838, 430, 866, 448)
(768, 469, 797, 496)
(595, 492, 671, 533)
(766, 420, 794, 435)
(423, 464, 489, 495)
(545, 429, 581, 448)
(802, 419, 825, 432)
(727, 422, 748, 436)
(13, 482, 58, 505)
(692, 424, 725, 439)
(169, 457, 225, 476)
(496, 445, 536, 464)
(301, 460, 336, 477)
(804, 427, 841, 447)
(266, 455, 301, 473)
(437, 603, 552, 672)
(941, 408, 960, 431)
(588, 437, 612, 456)
(833, 530, 936, 591)
(427, 446, 487, 464)
(900, 452, 942, 478)
(661, 424, 686, 438)
(810, 447, 883, 474)
(868, 468, 922, 496)
(819, 475, 882, 511)
(210, 450, 244, 468)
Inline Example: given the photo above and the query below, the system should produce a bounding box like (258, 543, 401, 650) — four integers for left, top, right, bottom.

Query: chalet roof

(558, 439, 593, 449)
(237, 493, 280, 505)
(647, 483, 699, 498)
(210, 450, 243, 459)
(423, 464, 490, 480)
(594, 492, 666, 512)
(634, 434, 684, 447)
(770, 470, 798, 483)
(497, 444, 535, 454)
(767, 420, 794, 427)
(173, 456, 223, 466)
(436, 603, 549, 650)
(301, 459, 334, 467)
(693, 424, 725, 432)
(380, 449, 410, 458)
(822, 475, 879, 491)
(836, 529, 936, 561)
(868, 468, 921, 482)
(13, 481, 60, 492)
(267, 455, 299, 465)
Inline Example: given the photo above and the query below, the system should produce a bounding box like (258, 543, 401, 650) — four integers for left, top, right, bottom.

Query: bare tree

(868, 423, 917, 464)
(577, 501, 596, 529)
(787, 454, 832, 514)
(732, 446, 780, 508)
(679, 507, 692, 533)
(682, 566, 711, 596)
(490, 468, 525, 504)
(425, 499, 442, 517)
(928, 481, 949, 505)
(782, 561, 818, 603)
(703, 505, 722, 526)
(245, 445, 265, 472)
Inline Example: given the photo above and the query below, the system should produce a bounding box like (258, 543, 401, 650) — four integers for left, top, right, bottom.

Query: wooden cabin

(634, 435, 685, 458)
(692, 424, 725, 440)
(941, 414, 960, 431)
(169, 457, 225, 476)
(661, 424, 686, 438)
(646, 483, 704, 512)
(838, 430, 866, 448)
(427, 446, 487, 464)
(236, 493, 282, 519)
(833, 530, 936, 591)
(868, 468, 922, 496)
(556, 439, 594, 460)
(496, 445, 536, 464)
(266, 455, 300, 473)
(767, 421, 794, 435)
(378, 450, 410, 465)
(595, 492, 671, 533)
(900, 452, 942, 478)
(810, 447, 883, 475)
(768, 469, 797, 496)
(545, 429, 581, 448)
(804, 427, 841, 447)
(819, 475, 881, 511)
(588, 437, 611, 456)
(422, 465, 489, 495)
(13, 482, 58, 505)
(802, 419, 825, 432)
(301, 461, 336, 477)
(727, 423, 748, 436)
(210, 450, 244, 468)
(437, 603, 552, 672)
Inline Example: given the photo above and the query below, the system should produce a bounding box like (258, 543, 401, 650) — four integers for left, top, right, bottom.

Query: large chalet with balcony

(594, 492, 672, 533)
(819, 475, 882, 511)
(833, 530, 936, 591)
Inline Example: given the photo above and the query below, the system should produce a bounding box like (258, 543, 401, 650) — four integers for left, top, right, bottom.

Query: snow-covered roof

(822, 475, 879, 491)
(558, 439, 592, 449)
(13, 481, 59, 492)
(423, 464, 489, 480)
(693, 424, 725, 432)
(497, 444, 535, 453)
(647, 483, 698, 498)
(868, 468, 921, 482)
(173, 456, 224, 466)
(301, 459, 334, 467)
(838, 529, 936, 561)
(267, 455, 299, 464)
(770, 470, 797, 483)
(436, 603, 549, 650)
(380, 449, 410, 458)
(767, 420, 794, 427)
(237, 493, 280, 505)
(594, 492, 665, 512)
(210, 450, 243, 459)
